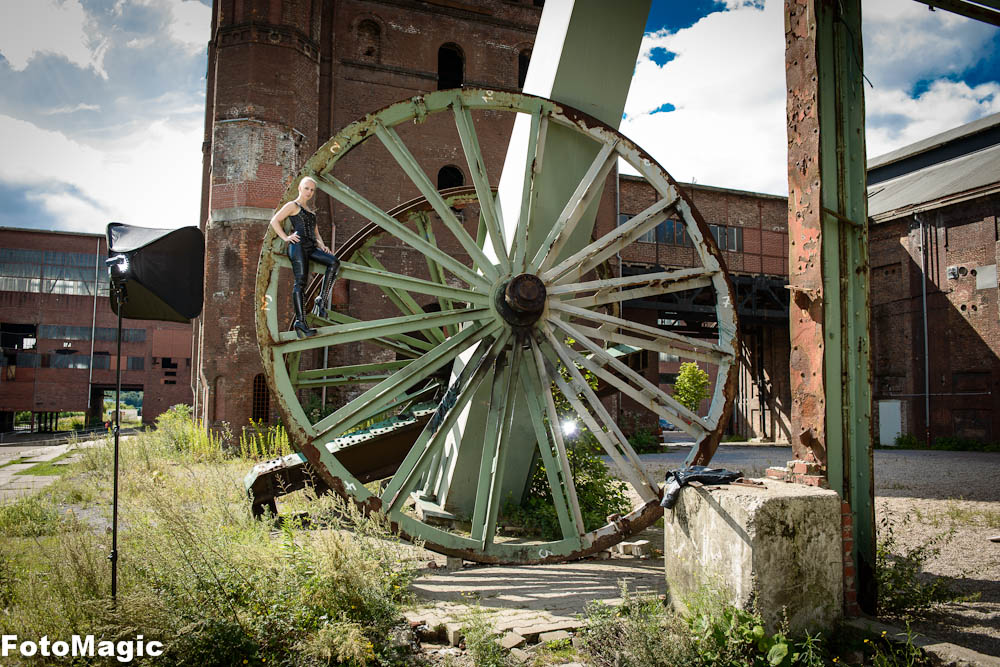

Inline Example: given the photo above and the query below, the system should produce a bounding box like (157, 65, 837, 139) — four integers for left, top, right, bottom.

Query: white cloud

(862, 0, 997, 89)
(622, 1, 787, 195)
(166, 0, 211, 53)
(621, 0, 999, 196)
(866, 79, 1000, 157)
(39, 103, 101, 115)
(0, 113, 203, 233)
(0, 0, 108, 77)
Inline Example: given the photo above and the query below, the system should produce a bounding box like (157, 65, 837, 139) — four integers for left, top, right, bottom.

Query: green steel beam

(786, 0, 875, 613)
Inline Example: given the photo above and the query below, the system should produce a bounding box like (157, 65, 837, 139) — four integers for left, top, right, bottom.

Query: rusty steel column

(785, 0, 876, 614)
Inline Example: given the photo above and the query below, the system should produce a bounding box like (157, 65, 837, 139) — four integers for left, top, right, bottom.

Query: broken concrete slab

(498, 631, 525, 650)
(538, 630, 572, 644)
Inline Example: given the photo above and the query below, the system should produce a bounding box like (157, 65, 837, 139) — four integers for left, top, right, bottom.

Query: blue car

(659, 417, 678, 432)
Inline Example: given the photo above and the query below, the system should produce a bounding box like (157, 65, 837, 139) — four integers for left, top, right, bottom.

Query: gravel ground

(631, 446, 1000, 657)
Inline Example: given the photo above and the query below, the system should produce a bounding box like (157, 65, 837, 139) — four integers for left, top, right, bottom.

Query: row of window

(37, 325, 146, 343)
(2, 352, 145, 370)
(353, 22, 532, 91)
(0, 249, 99, 268)
(617, 216, 744, 252)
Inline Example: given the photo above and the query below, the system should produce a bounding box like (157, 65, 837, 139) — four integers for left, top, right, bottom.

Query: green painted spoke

(373, 121, 499, 282)
(414, 214, 456, 330)
(549, 301, 733, 359)
(381, 331, 511, 511)
(547, 318, 711, 437)
(511, 109, 547, 272)
(339, 261, 489, 306)
(313, 320, 501, 442)
(452, 98, 510, 272)
(357, 249, 446, 344)
(529, 139, 619, 273)
(296, 360, 412, 380)
(548, 267, 714, 297)
(275, 307, 491, 355)
(314, 174, 488, 288)
(535, 334, 659, 503)
(471, 340, 522, 546)
(520, 345, 586, 541)
(311, 310, 430, 359)
(542, 196, 677, 285)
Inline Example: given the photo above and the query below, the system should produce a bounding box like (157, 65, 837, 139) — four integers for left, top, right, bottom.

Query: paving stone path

(404, 552, 667, 647)
(0, 442, 85, 503)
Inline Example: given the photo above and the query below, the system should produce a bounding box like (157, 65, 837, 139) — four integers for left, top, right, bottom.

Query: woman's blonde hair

(299, 176, 317, 187)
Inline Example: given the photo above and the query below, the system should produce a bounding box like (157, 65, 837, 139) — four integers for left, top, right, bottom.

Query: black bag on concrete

(661, 465, 743, 510)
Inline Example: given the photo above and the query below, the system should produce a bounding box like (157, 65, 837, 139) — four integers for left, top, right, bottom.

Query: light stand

(106, 254, 129, 603)
(103, 222, 204, 606)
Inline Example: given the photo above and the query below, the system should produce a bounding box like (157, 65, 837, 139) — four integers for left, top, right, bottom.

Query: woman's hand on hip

(286, 232, 300, 244)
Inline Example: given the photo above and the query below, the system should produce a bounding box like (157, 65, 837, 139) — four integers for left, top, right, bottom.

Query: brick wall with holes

(870, 194, 1000, 445)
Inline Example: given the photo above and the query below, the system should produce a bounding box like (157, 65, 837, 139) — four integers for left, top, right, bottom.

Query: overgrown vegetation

(502, 436, 630, 539)
(578, 586, 933, 667)
(1, 405, 423, 666)
(889, 431, 1000, 452)
(876, 515, 978, 619)
(501, 338, 631, 540)
(461, 606, 514, 667)
(673, 362, 711, 413)
(628, 427, 661, 453)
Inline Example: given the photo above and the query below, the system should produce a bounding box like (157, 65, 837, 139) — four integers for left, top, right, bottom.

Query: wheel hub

(498, 273, 546, 327)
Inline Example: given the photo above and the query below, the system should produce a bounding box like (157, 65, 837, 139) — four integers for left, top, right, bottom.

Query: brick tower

(194, 0, 540, 428)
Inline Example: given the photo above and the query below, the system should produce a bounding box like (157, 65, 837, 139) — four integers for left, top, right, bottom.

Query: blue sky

(0, 0, 997, 233)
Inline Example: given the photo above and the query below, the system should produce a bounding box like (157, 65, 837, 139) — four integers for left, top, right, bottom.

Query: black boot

(312, 262, 338, 319)
(293, 290, 317, 339)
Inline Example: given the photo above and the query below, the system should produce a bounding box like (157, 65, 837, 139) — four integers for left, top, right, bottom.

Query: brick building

(614, 176, 791, 441)
(0, 228, 193, 431)
(868, 112, 1000, 445)
(195, 0, 794, 441)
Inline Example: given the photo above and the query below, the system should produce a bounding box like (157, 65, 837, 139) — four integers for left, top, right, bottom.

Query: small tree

(673, 362, 710, 413)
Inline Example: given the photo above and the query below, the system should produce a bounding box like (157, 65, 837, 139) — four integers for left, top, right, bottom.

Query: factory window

(36, 325, 145, 343)
(92, 353, 110, 370)
(518, 49, 531, 88)
(127, 356, 145, 371)
(356, 19, 380, 62)
(252, 374, 270, 424)
(437, 165, 464, 190)
(709, 224, 743, 252)
(437, 43, 464, 90)
(0, 249, 107, 297)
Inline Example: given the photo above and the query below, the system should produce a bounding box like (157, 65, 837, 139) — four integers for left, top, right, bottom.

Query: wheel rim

(255, 88, 738, 563)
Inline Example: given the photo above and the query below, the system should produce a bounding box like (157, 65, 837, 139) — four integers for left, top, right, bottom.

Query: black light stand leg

(110, 279, 126, 604)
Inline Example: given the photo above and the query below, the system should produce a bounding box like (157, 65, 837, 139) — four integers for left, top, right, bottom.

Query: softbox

(106, 223, 204, 322)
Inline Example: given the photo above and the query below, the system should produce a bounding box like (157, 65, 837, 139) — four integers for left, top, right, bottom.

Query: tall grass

(1, 406, 423, 666)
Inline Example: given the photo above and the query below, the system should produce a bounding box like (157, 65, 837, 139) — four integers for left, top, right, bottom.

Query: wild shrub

(503, 432, 629, 540)
(461, 606, 514, 667)
(876, 514, 978, 619)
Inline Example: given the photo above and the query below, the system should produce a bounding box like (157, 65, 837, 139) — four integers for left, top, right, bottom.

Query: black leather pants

(288, 242, 340, 299)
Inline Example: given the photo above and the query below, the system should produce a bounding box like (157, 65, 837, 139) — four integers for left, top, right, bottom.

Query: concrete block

(445, 556, 463, 571)
(445, 622, 463, 646)
(498, 631, 525, 650)
(509, 648, 531, 664)
(663, 479, 842, 635)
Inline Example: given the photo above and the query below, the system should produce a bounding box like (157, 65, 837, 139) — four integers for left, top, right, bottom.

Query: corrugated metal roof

(868, 111, 1000, 170)
(867, 143, 1000, 221)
